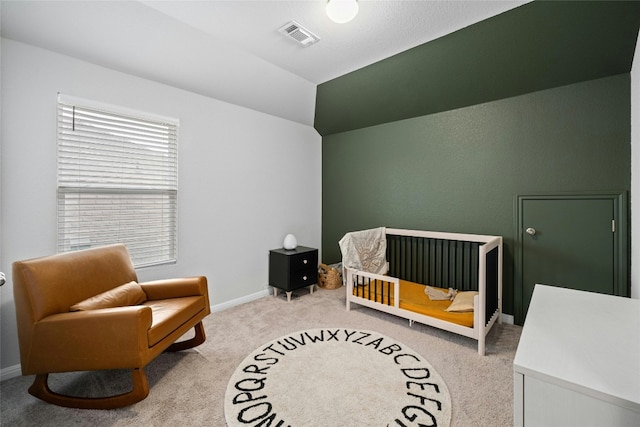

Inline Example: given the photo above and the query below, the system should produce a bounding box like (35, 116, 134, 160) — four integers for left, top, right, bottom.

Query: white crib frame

(345, 228, 503, 356)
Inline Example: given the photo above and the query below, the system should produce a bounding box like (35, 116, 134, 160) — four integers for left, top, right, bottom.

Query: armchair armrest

(140, 276, 208, 300)
(26, 306, 153, 374)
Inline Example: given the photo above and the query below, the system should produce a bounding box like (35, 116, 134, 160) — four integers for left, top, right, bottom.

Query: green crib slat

(386, 233, 483, 292)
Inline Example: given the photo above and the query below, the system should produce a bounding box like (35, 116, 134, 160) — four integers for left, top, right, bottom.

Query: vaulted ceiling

(140, 0, 528, 85)
(1, 1, 527, 126)
(315, 1, 640, 135)
(1, 1, 638, 133)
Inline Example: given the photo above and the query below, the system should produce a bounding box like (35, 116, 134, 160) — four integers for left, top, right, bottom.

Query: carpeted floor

(0, 286, 521, 426)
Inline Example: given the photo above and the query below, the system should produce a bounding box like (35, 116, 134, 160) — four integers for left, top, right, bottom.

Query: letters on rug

(225, 328, 451, 426)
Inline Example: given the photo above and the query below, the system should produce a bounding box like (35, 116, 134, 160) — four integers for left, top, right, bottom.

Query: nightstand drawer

(290, 268, 317, 288)
(289, 251, 318, 272)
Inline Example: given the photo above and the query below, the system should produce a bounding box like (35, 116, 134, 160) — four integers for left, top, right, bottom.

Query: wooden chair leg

(165, 321, 206, 352)
(28, 368, 149, 409)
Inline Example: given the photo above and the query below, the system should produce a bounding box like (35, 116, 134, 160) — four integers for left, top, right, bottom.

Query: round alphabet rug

(224, 328, 451, 426)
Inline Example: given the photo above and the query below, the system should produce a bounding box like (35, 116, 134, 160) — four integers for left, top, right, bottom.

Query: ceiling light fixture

(326, 0, 359, 24)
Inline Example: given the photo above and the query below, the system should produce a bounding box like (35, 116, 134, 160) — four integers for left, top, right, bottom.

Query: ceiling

(315, 0, 640, 135)
(0, 1, 529, 125)
(139, 0, 528, 84)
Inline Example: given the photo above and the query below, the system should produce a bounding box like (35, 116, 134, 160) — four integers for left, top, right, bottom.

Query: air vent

(278, 21, 320, 47)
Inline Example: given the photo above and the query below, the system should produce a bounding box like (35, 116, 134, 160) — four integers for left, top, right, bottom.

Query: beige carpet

(0, 286, 521, 426)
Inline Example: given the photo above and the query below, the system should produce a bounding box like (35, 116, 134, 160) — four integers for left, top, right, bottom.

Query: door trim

(514, 191, 629, 325)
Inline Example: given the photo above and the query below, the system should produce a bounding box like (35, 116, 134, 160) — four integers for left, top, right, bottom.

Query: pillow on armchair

(70, 281, 147, 311)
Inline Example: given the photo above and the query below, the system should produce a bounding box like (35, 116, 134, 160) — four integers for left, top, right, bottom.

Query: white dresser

(513, 284, 640, 427)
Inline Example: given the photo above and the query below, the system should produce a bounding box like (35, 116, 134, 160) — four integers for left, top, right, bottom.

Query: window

(57, 94, 178, 267)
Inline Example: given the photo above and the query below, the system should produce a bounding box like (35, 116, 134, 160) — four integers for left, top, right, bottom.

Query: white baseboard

(210, 289, 270, 313)
(1, 364, 22, 382)
(501, 313, 515, 325)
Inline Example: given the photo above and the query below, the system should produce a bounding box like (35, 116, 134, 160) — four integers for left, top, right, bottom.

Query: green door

(515, 194, 628, 324)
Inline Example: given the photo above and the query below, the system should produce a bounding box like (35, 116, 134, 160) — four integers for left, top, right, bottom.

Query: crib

(343, 228, 502, 355)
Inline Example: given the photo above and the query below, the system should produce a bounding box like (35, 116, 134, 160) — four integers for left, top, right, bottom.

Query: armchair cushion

(144, 296, 206, 347)
(70, 281, 147, 311)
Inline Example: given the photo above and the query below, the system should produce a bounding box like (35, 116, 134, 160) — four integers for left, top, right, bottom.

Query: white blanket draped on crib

(338, 227, 388, 275)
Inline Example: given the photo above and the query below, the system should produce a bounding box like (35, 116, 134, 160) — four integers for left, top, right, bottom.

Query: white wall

(0, 38, 322, 374)
(632, 32, 640, 300)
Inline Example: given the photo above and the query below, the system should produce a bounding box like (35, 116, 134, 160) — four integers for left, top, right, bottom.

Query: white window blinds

(57, 94, 178, 267)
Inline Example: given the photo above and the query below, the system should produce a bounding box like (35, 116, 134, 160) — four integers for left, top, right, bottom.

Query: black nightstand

(269, 246, 318, 302)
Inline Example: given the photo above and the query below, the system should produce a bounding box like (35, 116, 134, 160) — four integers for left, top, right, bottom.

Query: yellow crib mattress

(352, 279, 475, 328)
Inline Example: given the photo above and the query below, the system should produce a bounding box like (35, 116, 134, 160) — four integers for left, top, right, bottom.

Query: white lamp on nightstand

(283, 234, 298, 250)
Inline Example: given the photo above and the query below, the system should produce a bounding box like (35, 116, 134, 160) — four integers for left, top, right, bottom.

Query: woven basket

(318, 263, 342, 289)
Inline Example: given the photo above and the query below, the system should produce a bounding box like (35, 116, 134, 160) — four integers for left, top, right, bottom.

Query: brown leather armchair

(12, 244, 211, 409)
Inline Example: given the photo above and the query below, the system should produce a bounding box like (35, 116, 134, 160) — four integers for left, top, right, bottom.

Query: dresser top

(514, 284, 640, 412)
(270, 246, 317, 255)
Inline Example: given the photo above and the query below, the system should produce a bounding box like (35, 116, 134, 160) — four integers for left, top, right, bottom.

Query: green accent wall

(321, 74, 631, 318)
(315, 1, 640, 136)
